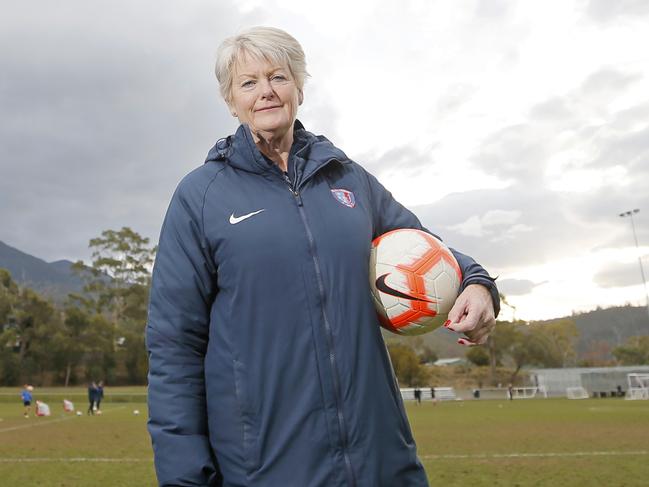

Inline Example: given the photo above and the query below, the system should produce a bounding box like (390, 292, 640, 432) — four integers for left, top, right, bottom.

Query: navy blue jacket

(146, 121, 499, 486)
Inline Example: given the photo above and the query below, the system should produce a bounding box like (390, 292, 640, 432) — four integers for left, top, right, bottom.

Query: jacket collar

(205, 120, 350, 179)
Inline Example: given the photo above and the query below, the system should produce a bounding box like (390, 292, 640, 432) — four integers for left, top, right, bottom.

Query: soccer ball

(133, 410, 140, 415)
(369, 228, 462, 335)
(76, 411, 82, 416)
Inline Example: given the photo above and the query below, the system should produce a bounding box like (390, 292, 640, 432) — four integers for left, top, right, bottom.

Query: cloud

(445, 62, 649, 273)
(411, 175, 649, 278)
(436, 84, 478, 116)
(0, 1, 243, 261)
(584, 0, 649, 23)
(497, 278, 539, 296)
(448, 209, 532, 240)
(2, 0, 649, 321)
(475, 0, 511, 19)
(365, 145, 439, 176)
(529, 96, 574, 121)
(594, 261, 648, 288)
(471, 123, 551, 185)
(580, 68, 642, 97)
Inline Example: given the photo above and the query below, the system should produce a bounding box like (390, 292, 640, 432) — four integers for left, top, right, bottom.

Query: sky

(1, 0, 648, 321)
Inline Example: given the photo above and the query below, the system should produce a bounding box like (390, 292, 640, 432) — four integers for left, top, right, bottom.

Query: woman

(96, 380, 104, 413)
(87, 381, 98, 415)
(147, 26, 498, 487)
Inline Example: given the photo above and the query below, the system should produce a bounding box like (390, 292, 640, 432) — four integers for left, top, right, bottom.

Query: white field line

(1, 450, 646, 464)
(421, 450, 649, 460)
(0, 457, 150, 463)
(0, 406, 126, 434)
(0, 392, 147, 396)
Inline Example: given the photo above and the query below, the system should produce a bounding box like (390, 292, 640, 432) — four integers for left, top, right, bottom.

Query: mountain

(546, 305, 649, 360)
(385, 305, 649, 361)
(0, 240, 86, 301)
(2, 240, 647, 358)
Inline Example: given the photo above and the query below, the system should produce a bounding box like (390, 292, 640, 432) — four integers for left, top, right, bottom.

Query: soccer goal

(566, 386, 589, 399)
(478, 386, 547, 399)
(626, 373, 649, 400)
(513, 386, 547, 399)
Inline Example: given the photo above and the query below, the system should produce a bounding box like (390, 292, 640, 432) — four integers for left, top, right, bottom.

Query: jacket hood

(204, 119, 350, 175)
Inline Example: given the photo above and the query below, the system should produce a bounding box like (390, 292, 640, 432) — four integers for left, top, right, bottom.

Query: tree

(485, 317, 580, 384)
(579, 340, 613, 367)
(486, 320, 522, 384)
(0, 272, 63, 385)
(0, 269, 20, 383)
(613, 336, 649, 365)
(0, 268, 18, 323)
(71, 227, 155, 319)
(407, 336, 438, 364)
(417, 345, 438, 365)
(529, 318, 578, 367)
(71, 227, 156, 384)
(50, 306, 116, 387)
(466, 346, 490, 367)
(386, 343, 430, 386)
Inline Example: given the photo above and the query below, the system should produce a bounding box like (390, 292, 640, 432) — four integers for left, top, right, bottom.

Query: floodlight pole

(619, 209, 649, 321)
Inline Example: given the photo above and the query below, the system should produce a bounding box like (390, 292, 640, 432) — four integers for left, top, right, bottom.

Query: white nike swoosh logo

(229, 209, 265, 224)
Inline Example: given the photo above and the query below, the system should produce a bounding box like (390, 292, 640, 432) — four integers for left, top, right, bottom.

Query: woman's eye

(241, 80, 255, 88)
(272, 75, 287, 81)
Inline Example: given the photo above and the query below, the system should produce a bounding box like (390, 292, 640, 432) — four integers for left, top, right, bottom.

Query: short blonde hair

(215, 26, 309, 104)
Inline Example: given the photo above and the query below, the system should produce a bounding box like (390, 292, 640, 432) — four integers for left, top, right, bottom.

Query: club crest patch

(331, 189, 356, 208)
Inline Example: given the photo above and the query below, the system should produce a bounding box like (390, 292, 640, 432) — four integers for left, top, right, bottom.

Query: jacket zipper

(278, 166, 357, 487)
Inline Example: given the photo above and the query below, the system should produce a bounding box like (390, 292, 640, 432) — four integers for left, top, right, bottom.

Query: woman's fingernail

(458, 338, 474, 346)
(443, 320, 452, 328)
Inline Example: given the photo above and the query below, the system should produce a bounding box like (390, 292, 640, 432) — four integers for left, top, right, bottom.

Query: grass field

(0, 388, 648, 486)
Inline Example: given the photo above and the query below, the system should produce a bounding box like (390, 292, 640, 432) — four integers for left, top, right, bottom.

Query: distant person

(507, 383, 513, 401)
(414, 387, 422, 404)
(87, 381, 98, 415)
(96, 381, 104, 413)
(430, 386, 437, 405)
(21, 384, 33, 418)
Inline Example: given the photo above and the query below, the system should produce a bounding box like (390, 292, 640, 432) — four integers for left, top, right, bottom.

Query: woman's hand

(444, 284, 496, 346)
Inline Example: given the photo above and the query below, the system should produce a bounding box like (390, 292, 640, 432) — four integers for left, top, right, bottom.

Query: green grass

(410, 399, 649, 486)
(0, 388, 648, 486)
(0, 399, 154, 486)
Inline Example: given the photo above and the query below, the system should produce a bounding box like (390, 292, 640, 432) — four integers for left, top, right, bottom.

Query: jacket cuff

(460, 275, 500, 318)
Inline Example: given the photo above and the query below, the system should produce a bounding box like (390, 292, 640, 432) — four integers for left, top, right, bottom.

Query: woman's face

(229, 54, 302, 136)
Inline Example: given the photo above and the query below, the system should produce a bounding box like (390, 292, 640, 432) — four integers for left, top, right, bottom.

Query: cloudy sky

(2, 0, 648, 321)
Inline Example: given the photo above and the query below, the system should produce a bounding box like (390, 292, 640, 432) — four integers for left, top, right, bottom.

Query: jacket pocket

(232, 359, 261, 474)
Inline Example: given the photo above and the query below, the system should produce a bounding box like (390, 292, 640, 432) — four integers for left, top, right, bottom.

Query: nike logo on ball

(229, 209, 265, 224)
(375, 274, 435, 303)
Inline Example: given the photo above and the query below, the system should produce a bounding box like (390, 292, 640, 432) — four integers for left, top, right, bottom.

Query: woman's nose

(259, 79, 275, 98)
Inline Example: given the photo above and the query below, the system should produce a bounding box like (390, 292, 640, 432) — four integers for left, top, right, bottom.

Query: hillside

(2, 240, 647, 357)
(384, 305, 649, 361)
(544, 305, 649, 360)
(0, 240, 85, 301)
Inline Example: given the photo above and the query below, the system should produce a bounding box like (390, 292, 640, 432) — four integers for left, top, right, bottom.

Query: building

(529, 365, 649, 397)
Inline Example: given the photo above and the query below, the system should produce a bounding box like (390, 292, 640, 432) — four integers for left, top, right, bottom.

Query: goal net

(478, 386, 547, 399)
(513, 386, 547, 399)
(626, 373, 649, 400)
(566, 386, 589, 399)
